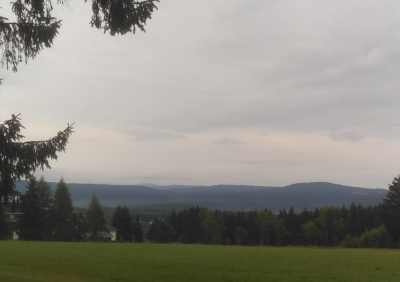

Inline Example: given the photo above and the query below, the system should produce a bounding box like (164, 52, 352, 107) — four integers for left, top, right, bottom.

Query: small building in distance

(102, 225, 118, 242)
(1, 201, 23, 240)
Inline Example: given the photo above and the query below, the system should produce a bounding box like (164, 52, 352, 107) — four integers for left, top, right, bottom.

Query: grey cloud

(127, 127, 186, 142)
(6, 0, 400, 143)
(330, 129, 369, 142)
(128, 174, 194, 183)
(38, 169, 195, 185)
(3, 0, 400, 188)
(215, 138, 245, 145)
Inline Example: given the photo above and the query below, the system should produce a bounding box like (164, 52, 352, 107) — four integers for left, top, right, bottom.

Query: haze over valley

(16, 181, 387, 211)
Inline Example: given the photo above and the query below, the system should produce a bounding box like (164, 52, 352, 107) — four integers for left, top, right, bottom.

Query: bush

(339, 235, 360, 248)
(340, 226, 391, 248)
(360, 225, 390, 248)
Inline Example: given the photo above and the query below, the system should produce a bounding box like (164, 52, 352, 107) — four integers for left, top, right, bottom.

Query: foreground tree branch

(0, 114, 74, 200)
(0, 0, 159, 72)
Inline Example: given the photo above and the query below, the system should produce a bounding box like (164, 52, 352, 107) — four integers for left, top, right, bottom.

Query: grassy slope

(0, 242, 399, 282)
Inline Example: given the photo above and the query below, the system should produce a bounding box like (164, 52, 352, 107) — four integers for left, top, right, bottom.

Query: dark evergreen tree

(381, 174, 400, 247)
(180, 207, 203, 244)
(132, 215, 144, 243)
(234, 227, 249, 246)
(0, 115, 73, 201)
(274, 218, 288, 246)
(201, 210, 223, 245)
(245, 210, 260, 245)
(18, 177, 44, 240)
(53, 178, 74, 241)
(258, 209, 275, 245)
(86, 195, 106, 241)
(347, 202, 358, 236)
(72, 212, 89, 242)
(0, 203, 7, 239)
(36, 176, 53, 240)
(147, 218, 175, 243)
(169, 209, 178, 234)
(111, 206, 133, 241)
(285, 207, 298, 244)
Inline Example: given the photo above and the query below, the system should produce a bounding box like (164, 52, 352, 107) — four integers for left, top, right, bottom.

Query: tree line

(147, 175, 400, 248)
(1, 174, 399, 248)
(0, 177, 143, 242)
(146, 205, 383, 247)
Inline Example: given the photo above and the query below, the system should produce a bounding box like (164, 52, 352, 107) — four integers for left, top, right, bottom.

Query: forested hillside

(147, 204, 393, 248)
(15, 181, 387, 211)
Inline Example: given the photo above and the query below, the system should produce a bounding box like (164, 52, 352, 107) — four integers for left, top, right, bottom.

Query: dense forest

(147, 175, 400, 248)
(0, 177, 143, 242)
(147, 204, 385, 248)
(1, 175, 399, 248)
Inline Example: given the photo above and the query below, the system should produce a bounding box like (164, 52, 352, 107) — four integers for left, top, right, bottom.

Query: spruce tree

(37, 176, 53, 240)
(86, 195, 106, 241)
(111, 206, 133, 241)
(132, 215, 144, 243)
(53, 178, 74, 241)
(0, 203, 7, 239)
(0, 115, 73, 201)
(381, 174, 400, 247)
(72, 212, 89, 242)
(18, 177, 44, 240)
(147, 218, 174, 243)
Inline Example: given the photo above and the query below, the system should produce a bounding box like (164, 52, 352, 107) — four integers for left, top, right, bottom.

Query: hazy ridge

(15, 181, 387, 212)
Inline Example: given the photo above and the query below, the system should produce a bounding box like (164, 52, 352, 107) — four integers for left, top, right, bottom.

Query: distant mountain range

(15, 181, 387, 212)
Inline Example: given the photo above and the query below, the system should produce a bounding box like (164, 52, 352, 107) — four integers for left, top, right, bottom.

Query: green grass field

(0, 241, 398, 282)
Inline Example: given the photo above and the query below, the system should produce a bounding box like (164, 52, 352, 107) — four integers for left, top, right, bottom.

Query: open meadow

(0, 241, 398, 282)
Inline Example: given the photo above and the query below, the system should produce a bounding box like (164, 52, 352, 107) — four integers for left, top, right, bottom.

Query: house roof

(107, 225, 118, 231)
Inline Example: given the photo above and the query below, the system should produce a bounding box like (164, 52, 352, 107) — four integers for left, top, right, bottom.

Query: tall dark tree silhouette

(72, 212, 89, 242)
(0, 115, 74, 201)
(0, 203, 7, 239)
(17, 177, 44, 240)
(111, 205, 133, 241)
(132, 215, 143, 242)
(36, 176, 54, 240)
(86, 195, 106, 241)
(381, 174, 400, 247)
(53, 177, 74, 241)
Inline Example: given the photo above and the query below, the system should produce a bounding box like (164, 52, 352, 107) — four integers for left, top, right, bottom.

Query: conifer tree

(72, 212, 88, 242)
(234, 227, 249, 246)
(0, 115, 73, 201)
(53, 177, 74, 241)
(132, 215, 143, 243)
(111, 206, 133, 241)
(37, 176, 53, 240)
(0, 203, 7, 239)
(258, 209, 276, 246)
(381, 174, 400, 247)
(86, 195, 106, 241)
(18, 177, 44, 240)
(147, 217, 174, 243)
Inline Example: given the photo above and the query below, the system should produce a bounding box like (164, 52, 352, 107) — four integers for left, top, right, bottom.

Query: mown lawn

(0, 241, 398, 282)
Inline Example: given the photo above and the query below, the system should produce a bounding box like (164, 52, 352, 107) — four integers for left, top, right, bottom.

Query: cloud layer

(1, 0, 399, 188)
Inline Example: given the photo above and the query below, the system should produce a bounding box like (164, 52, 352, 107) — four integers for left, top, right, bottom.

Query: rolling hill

(15, 181, 387, 211)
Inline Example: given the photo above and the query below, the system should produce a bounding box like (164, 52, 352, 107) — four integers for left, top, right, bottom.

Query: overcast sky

(1, 1, 400, 188)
